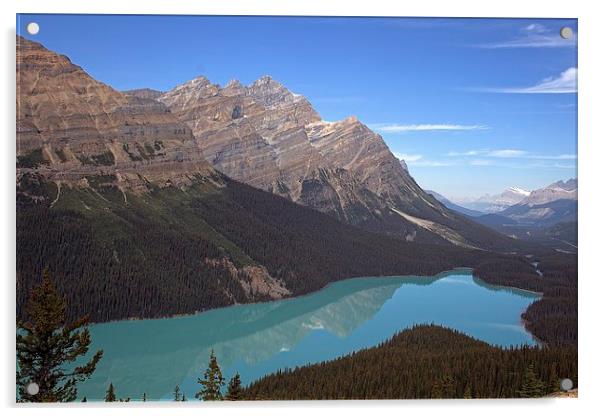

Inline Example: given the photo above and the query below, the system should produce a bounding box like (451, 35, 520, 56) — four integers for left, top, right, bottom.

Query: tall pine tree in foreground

(173, 384, 182, 401)
(105, 383, 116, 402)
(517, 365, 546, 398)
(16, 269, 103, 402)
(195, 350, 225, 401)
(225, 373, 242, 400)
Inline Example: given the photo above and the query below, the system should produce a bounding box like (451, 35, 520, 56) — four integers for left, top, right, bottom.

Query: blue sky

(17, 15, 577, 200)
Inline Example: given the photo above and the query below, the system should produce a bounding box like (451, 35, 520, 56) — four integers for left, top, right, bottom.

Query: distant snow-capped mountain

(458, 187, 531, 213)
(498, 179, 577, 225)
(519, 179, 577, 206)
(471, 179, 577, 228)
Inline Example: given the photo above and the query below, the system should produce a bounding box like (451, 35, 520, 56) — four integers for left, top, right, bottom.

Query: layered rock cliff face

(16, 36, 212, 192)
(159, 76, 325, 200)
(16, 36, 296, 310)
(122, 88, 164, 100)
(16, 35, 517, 251)
(160, 75, 513, 249)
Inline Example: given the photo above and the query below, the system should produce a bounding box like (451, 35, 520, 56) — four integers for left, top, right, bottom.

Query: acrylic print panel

(16, 14, 577, 402)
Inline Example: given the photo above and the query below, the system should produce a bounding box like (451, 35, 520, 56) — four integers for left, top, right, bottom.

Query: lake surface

(77, 270, 540, 400)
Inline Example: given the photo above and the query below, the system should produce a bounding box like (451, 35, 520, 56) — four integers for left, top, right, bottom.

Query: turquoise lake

(77, 270, 540, 400)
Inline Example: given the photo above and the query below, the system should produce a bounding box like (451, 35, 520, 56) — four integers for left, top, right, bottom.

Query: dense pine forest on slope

(492, 221, 577, 254)
(17, 172, 530, 323)
(242, 325, 577, 400)
(474, 251, 577, 346)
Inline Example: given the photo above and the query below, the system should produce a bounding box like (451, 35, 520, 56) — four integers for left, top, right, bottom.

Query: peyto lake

(77, 270, 540, 400)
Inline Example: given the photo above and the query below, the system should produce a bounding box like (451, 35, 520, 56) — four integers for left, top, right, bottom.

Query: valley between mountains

(16, 36, 576, 348)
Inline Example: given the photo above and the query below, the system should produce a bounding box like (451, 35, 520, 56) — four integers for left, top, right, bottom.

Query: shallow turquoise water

(77, 270, 540, 400)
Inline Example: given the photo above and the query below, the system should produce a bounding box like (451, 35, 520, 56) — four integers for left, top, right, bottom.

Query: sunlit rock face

(160, 76, 425, 238)
(159, 75, 326, 200)
(16, 34, 517, 249)
(16, 36, 213, 191)
(160, 74, 513, 248)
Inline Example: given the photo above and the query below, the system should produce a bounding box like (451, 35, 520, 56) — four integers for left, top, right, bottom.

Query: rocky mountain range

(517, 179, 576, 206)
(444, 179, 578, 251)
(496, 179, 577, 226)
(448, 179, 577, 219)
(16, 36, 529, 322)
(457, 187, 531, 214)
(433, 179, 576, 228)
(154, 74, 517, 250)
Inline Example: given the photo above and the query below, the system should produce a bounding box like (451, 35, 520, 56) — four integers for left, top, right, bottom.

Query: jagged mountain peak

(548, 178, 577, 191)
(221, 79, 246, 97)
(225, 79, 243, 89)
(157, 65, 518, 250)
(251, 74, 278, 86)
(159, 76, 221, 108)
(170, 75, 217, 94)
(191, 74, 212, 84)
(246, 75, 303, 108)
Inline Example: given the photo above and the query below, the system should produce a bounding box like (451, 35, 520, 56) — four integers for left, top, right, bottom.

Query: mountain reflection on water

(78, 270, 539, 400)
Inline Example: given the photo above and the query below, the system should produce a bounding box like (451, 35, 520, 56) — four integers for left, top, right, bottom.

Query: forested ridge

(474, 251, 577, 346)
(18, 172, 527, 323)
(242, 325, 577, 400)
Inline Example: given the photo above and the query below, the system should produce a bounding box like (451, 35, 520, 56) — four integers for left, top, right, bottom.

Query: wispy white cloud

(476, 24, 577, 49)
(527, 153, 577, 160)
(393, 153, 423, 162)
(471, 68, 577, 94)
(525, 23, 546, 33)
(469, 159, 494, 166)
(469, 160, 576, 170)
(372, 123, 488, 133)
(447, 150, 480, 157)
(487, 149, 528, 158)
(448, 149, 577, 160)
(391, 152, 454, 167)
(551, 164, 577, 169)
(399, 149, 576, 171)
